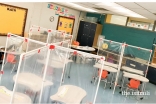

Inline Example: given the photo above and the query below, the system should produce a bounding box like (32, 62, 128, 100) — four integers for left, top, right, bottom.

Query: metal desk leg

(110, 73, 114, 89)
(62, 64, 67, 83)
(68, 62, 72, 78)
(33, 92, 38, 103)
(119, 76, 125, 94)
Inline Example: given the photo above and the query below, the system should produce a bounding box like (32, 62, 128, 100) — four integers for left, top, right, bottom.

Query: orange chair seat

(128, 79, 140, 89)
(98, 69, 108, 79)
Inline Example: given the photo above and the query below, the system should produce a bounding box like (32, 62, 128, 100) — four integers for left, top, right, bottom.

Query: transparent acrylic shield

(26, 39, 45, 52)
(59, 50, 104, 103)
(48, 31, 64, 43)
(39, 45, 69, 103)
(11, 46, 49, 104)
(0, 34, 25, 90)
(96, 39, 123, 103)
(124, 44, 152, 76)
(29, 26, 48, 43)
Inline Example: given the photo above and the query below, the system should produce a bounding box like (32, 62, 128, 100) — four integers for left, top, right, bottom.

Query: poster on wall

(57, 16, 74, 35)
(0, 3, 27, 36)
(47, 3, 75, 19)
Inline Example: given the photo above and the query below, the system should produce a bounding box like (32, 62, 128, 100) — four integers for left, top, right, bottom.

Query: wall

(110, 15, 127, 26)
(102, 23, 156, 50)
(86, 12, 156, 49)
(0, 2, 82, 46)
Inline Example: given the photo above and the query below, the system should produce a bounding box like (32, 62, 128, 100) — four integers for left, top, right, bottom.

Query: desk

(93, 63, 117, 88)
(0, 86, 31, 104)
(120, 71, 149, 98)
(97, 61, 118, 69)
(37, 58, 73, 69)
(50, 85, 87, 104)
(121, 66, 144, 75)
(94, 63, 117, 73)
(71, 45, 95, 52)
(13, 73, 53, 92)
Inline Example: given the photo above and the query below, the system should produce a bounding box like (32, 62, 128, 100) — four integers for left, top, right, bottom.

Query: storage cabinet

(152, 48, 156, 65)
(76, 21, 102, 47)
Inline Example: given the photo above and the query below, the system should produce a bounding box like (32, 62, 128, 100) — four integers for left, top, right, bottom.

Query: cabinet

(152, 48, 156, 65)
(76, 21, 102, 47)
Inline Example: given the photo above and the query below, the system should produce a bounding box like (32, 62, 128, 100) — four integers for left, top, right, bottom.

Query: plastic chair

(94, 69, 109, 89)
(6, 54, 17, 73)
(72, 41, 79, 46)
(125, 78, 140, 97)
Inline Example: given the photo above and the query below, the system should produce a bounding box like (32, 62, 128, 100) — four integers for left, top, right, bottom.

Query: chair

(6, 54, 17, 73)
(72, 41, 79, 46)
(94, 69, 109, 89)
(125, 78, 140, 97)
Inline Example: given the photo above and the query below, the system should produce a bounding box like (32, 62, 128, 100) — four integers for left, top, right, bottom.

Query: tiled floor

(0, 58, 156, 104)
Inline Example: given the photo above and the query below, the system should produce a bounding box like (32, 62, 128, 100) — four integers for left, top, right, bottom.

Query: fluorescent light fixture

(65, 2, 97, 12)
(95, 2, 146, 18)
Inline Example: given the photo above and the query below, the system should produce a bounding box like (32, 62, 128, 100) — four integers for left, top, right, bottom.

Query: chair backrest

(129, 79, 140, 89)
(98, 69, 108, 79)
(6, 54, 15, 63)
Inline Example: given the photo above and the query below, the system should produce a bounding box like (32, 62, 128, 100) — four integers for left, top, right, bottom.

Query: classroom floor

(0, 57, 156, 104)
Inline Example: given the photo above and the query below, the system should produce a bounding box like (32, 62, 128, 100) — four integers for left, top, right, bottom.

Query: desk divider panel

(96, 38, 124, 103)
(123, 44, 152, 77)
(0, 33, 46, 92)
(29, 25, 73, 45)
(36, 44, 105, 104)
(10, 46, 49, 104)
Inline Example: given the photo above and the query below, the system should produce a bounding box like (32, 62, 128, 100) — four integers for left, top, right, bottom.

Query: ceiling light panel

(95, 2, 146, 18)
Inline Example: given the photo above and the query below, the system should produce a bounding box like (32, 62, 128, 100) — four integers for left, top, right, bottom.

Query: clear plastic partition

(29, 26, 48, 43)
(36, 45, 105, 104)
(123, 44, 152, 76)
(96, 38, 124, 103)
(26, 38, 45, 52)
(47, 31, 64, 43)
(0, 34, 25, 91)
(38, 45, 70, 103)
(11, 46, 49, 104)
(64, 33, 73, 47)
(55, 48, 104, 103)
(0, 33, 46, 92)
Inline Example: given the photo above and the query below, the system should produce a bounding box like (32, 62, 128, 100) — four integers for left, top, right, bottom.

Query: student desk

(50, 85, 87, 104)
(93, 63, 118, 88)
(13, 73, 53, 103)
(0, 86, 31, 104)
(13, 73, 53, 92)
(120, 71, 149, 97)
(121, 66, 144, 75)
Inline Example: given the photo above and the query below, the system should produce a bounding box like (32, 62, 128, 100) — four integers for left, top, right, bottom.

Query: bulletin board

(57, 16, 75, 35)
(0, 3, 27, 36)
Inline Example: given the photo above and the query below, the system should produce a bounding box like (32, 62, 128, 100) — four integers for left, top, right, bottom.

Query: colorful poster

(48, 4, 75, 19)
(57, 17, 74, 35)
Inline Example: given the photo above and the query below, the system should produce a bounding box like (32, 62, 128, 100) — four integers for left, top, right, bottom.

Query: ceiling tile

(130, 9, 152, 15)
(136, 2, 156, 10)
(116, 2, 143, 9)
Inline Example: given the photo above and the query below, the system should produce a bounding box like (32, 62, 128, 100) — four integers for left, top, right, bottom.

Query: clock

(49, 16, 54, 22)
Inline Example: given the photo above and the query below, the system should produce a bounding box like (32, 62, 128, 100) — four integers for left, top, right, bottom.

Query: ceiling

(54, 2, 156, 20)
